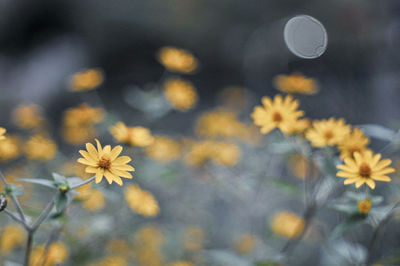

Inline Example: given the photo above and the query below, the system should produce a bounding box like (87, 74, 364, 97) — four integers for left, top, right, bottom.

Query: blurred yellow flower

(70, 68, 104, 91)
(157, 46, 198, 74)
(235, 234, 256, 254)
(63, 103, 104, 127)
(24, 135, 57, 161)
(125, 184, 160, 217)
(212, 141, 241, 166)
(145, 136, 181, 162)
(288, 153, 316, 180)
(164, 78, 198, 111)
(270, 212, 305, 239)
(169, 262, 194, 266)
(93, 256, 128, 266)
(106, 239, 130, 255)
(134, 225, 164, 247)
(274, 72, 318, 95)
(184, 141, 213, 166)
(251, 95, 305, 135)
(305, 118, 351, 147)
(0, 127, 6, 140)
(0, 225, 24, 254)
(133, 225, 164, 266)
(110, 122, 154, 147)
(184, 226, 204, 251)
(77, 139, 135, 185)
(62, 125, 98, 145)
(12, 104, 44, 129)
(196, 109, 249, 139)
(358, 199, 372, 214)
(75, 184, 105, 211)
(337, 150, 395, 189)
(0, 135, 21, 162)
(31, 242, 68, 266)
(338, 127, 370, 160)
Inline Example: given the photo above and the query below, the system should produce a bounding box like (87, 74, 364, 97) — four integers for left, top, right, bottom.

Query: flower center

(324, 130, 334, 139)
(98, 156, 111, 169)
(359, 162, 371, 178)
(272, 112, 283, 123)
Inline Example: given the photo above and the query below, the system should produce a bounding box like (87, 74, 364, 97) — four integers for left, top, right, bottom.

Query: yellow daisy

(110, 122, 154, 147)
(338, 127, 370, 159)
(163, 78, 198, 111)
(157, 46, 198, 74)
(77, 139, 135, 185)
(70, 68, 104, 91)
(336, 150, 395, 189)
(305, 118, 351, 147)
(273, 72, 318, 95)
(251, 94, 305, 135)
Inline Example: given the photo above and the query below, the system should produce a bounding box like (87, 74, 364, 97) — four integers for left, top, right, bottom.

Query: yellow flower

(235, 234, 256, 255)
(0, 127, 6, 140)
(169, 262, 194, 266)
(76, 184, 105, 211)
(164, 79, 198, 111)
(184, 141, 213, 166)
(273, 72, 318, 95)
(94, 256, 128, 266)
(107, 239, 130, 255)
(125, 184, 159, 217)
(157, 46, 198, 74)
(196, 109, 249, 139)
(70, 68, 104, 91)
(212, 141, 241, 166)
(358, 199, 372, 214)
(288, 153, 318, 180)
(145, 136, 181, 162)
(184, 226, 204, 251)
(251, 95, 305, 135)
(63, 103, 104, 127)
(270, 212, 305, 239)
(110, 122, 154, 147)
(12, 104, 44, 129)
(0, 225, 24, 254)
(77, 139, 135, 185)
(338, 127, 370, 159)
(134, 225, 164, 247)
(336, 150, 395, 189)
(133, 225, 164, 266)
(0, 135, 21, 161)
(305, 118, 351, 147)
(24, 135, 57, 161)
(286, 118, 311, 135)
(31, 242, 68, 266)
(62, 125, 98, 145)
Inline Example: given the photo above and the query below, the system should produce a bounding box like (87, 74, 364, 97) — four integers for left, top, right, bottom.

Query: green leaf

(55, 193, 68, 214)
(16, 178, 57, 189)
(330, 203, 358, 215)
(331, 214, 366, 239)
(52, 173, 68, 185)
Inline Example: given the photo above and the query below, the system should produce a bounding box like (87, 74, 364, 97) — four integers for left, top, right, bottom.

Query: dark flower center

(324, 130, 334, 139)
(272, 112, 283, 123)
(98, 156, 111, 169)
(359, 162, 371, 178)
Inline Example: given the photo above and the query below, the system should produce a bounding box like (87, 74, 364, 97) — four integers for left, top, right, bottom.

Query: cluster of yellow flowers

(124, 184, 160, 217)
(144, 136, 181, 162)
(30, 242, 68, 266)
(69, 68, 104, 91)
(251, 94, 395, 190)
(185, 140, 241, 166)
(0, 225, 24, 254)
(62, 103, 104, 144)
(110, 122, 154, 147)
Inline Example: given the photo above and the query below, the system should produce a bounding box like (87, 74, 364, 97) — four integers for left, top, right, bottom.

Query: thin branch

(3, 209, 28, 229)
(31, 197, 56, 232)
(24, 232, 33, 266)
(70, 176, 95, 190)
(0, 171, 26, 222)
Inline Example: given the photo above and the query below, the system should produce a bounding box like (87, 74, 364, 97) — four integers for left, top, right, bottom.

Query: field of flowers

(1, 2, 400, 266)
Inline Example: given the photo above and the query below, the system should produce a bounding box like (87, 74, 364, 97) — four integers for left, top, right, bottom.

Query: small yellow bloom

(133, 225, 164, 266)
(305, 118, 351, 147)
(169, 262, 194, 266)
(12, 104, 44, 129)
(70, 68, 104, 91)
(196, 109, 249, 139)
(274, 72, 318, 95)
(107, 239, 130, 255)
(0, 135, 21, 162)
(24, 135, 57, 161)
(63, 103, 104, 127)
(337, 150, 395, 189)
(0, 127, 6, 140)
(211, 141, 241, 166)
(338, 127, 370, 160)
(31, 242, 68, 266)
(358, 199, 372, 214)
(157, 46, 198, 74)
(251, 95, 305, 135)
(134, 225, 164, 247)
(125, 184, 160, 217)
(235, 234, 256, 254)
(164, 78, 198, 111)
(62, 125, 98, 145)
(76, 185, 105, 211)
(110, 122, 154, 147)
(270, 212, 305, 239)
(0, 225, 24, 254)
(184, 226, 204, 251)
(145, 136, 181, 162)
(77, 139, 135, 185)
